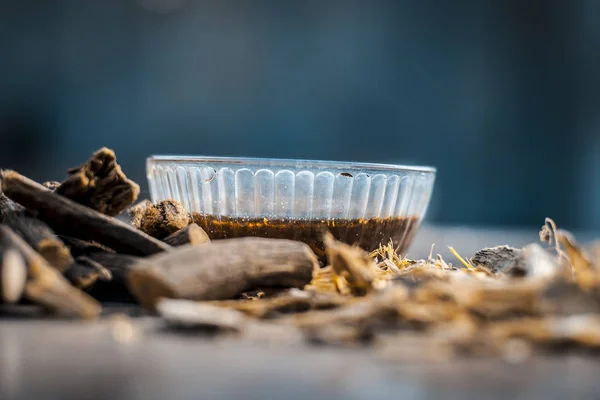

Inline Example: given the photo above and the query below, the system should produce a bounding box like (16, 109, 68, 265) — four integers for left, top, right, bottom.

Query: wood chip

(157, 298, 248, 332)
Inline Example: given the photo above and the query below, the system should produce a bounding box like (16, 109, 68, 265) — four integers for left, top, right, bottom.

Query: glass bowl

(147, 156, 436, 259)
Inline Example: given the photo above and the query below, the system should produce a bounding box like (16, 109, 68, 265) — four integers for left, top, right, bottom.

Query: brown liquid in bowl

(192, 213, 420, 262)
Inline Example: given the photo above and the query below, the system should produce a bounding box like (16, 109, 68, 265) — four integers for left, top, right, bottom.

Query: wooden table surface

(1, 225, 598, 400)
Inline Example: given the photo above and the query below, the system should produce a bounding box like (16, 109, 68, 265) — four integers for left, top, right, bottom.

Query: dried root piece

(324, 232, 386, 295)
(0, 225, 101, 318)
(42, 181, 61, 191)
(84, 252, 141, 302)
(128, 237, 319, 309)
(60, 236, 115, 257)
(471, 245, 522, 274)
(0, 248, 27, 303)
(0, 192, 24, 222)
(1, 171, 171, 256)
(157, 298, 248, 332)
(134, 199, 191, 239)
(63, 257, 112, 289)
(3, 212, 73, 272)
(56, 147, 140, 216)
(85, 252, 140, 276)
(163, 223, 210, 247)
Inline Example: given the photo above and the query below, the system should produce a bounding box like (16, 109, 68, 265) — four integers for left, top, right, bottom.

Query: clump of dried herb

(129, 199, 191, 239)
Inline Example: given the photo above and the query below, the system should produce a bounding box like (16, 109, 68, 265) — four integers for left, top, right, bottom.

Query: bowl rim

(148, 155, 437, 174)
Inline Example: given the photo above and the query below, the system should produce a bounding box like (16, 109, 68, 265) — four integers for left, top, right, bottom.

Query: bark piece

(1, 171, 171, 256)
(55, 147, 140, 216)
(0, 225, 101, 318)
(163, 223, 210, 247)
(128, 237, 319, 309)
(135, 199, 191, 239)
(1, 248, 27, 303)
(470, 246, 522, 274)
(3, 212, 73, 272)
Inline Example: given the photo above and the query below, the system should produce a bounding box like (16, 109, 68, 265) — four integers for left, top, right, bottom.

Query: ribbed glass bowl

(147, 156, 435, 259)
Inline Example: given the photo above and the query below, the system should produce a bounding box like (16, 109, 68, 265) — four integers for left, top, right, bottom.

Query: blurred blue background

(1, 0, 599, 231)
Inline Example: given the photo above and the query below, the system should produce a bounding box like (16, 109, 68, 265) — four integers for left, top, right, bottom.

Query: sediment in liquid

(192, 214, 420, 261)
